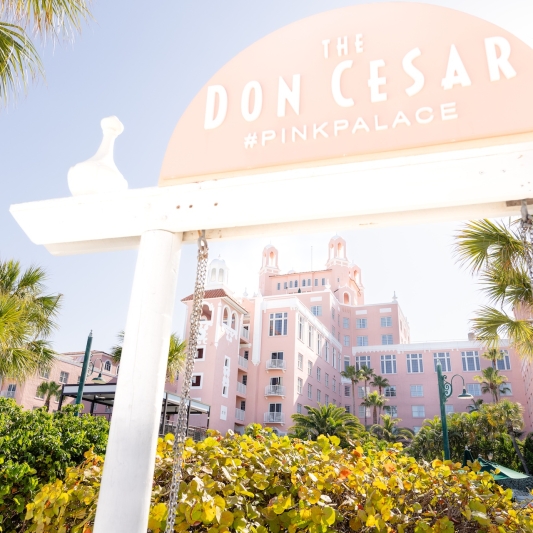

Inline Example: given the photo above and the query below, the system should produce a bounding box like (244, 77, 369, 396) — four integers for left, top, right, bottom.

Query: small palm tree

(111, 331, 187, 383)
(467, 398, 484, 413)
(473, 367, 509, 402)
(454, 219, 533, 358)
(36, 380, 62, 411)
(358, 366, 375, 427)
(370, 375, 390, 395)
(370, 414, 414, 444)
(482, 348, 505, 369)
(289, 404, 364, 447)
(340, 365, 360, 416)
(361, 391, 386, 426)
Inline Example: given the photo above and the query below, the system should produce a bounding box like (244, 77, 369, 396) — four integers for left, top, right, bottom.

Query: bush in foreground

(26, 426, 533, 532)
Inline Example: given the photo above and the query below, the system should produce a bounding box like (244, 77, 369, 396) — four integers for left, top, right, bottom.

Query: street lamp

(436, 360, 473, 460)
(88, 358, 107, 385)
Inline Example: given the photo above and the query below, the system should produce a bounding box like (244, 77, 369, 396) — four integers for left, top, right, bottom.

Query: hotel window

(344, 356, 351, 371)
(345, 405, 351, 414)
(467, 383, 482, 397)
(343, 335, 350, 347)
(332, 378, 336, 392)
(344, 385, 351, 397)
(308, 384, 312, 399)
(358, 406, 371, 418)
(222, 385, 228, 397)
(307, 361, 312, 376)
(277, 283, 281, 290)
(383, 405, 398, 418)
(191, 375, 202, 387)
(500, 383, 513, 396)
(316, 334, 321, 355)
(297, 353, 303, 370)
(358, 386, 370, 398)
(413, 427, 422, 434)
(337, 355, 341, 370)
(355, 356, 370, 370)
(314, 279, 318, 286)
(332, 349, 336, 369)
(356, 318, 367, 329)
(289, 281, 293, 288)
(271, 351, 284, 361)
(325, 342, 329, 362)
(434, 352, 451, 372)
(322, 278, 326, 285)
(284, 282, 288, 289)
(297, 378, 303, 394)
(343, 317, 349, 329)
(297, 403, 302, 414)
(332, 325, 335, 336)
(412, 405, 425, 418)
(59, 371, 69, 384)
(295, 280, 298, 288)
(462, 351, 480, 372)
(316, 367, 321, 382)
(496, 351, 511, 371)
(302, 279, 306, 287)
(104, 360, 112, 372)
(357, 336, 368, 347)
(298, 315, 304, 341)
(407, 353, 424, 373)
(445, 405, 454, 414)
(39, 369, 50, 379)
(384, 386, 396, 397)
(325, 394, 329, 405)
(325, 373, 329, 387)
(380, 354, 397, 374)
(308, 326, 314, 348)
(382, 334, 393, 345)
(35, 387, 45, 399)
(317, 389, 321, 403)
(311, 305, 322, 316)
(381, 316, 392, 327)
(195, 348, 205, 359)
(308, 279, 311, 286)
(410, 385, 424, 397)
(269, 313, 288, 336)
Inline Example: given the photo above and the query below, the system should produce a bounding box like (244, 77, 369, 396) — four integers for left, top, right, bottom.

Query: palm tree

(370, 414, 414, 444)
(289, 404, 364, 447)
(454, 219, 533, 358)
(111, 331, 187, 383)
(0, 260, 61, 381)
(340, 365, 360, 416)
(36, 380, 62, 411)
(484, 400, 529, 474)
(482, 348, 505, 369)
(467, 398, 484, 413)
(361, 391, 386, 426)
(474, 367, 509, 402)
(358, 366, 375, 427)
(370, 375, 390, 395)
(0, 0, 91, 106)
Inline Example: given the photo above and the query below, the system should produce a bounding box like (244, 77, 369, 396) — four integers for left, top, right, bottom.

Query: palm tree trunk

(509, 429, 530, 474)
(351, 381, 356, 417)
(373, 406, 378, 425)
(364, 380, 368, 428)
(44, 394, 51, 411)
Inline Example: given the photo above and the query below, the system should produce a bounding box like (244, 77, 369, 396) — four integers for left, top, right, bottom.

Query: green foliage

(289, 403, 364, 447)
(370, 414, 414, 444)
(0, 398, 108, 532)
(27, 430, 533, 532)
(35, 380, 62, 411)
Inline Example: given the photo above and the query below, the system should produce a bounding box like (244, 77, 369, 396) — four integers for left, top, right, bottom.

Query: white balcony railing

(265, 385, 285, 396)
(266, 359, 286, 370)
(235, 408, 245, 422)
(0, 390, 15, 398)
(264, 412, 285, 423)
(238, 356, 249, 369)
(237, 382, 247, 395)
(240, 326, 250, 340)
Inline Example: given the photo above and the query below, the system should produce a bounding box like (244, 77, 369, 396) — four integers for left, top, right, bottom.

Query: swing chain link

(165, 232, 209, 533)
(520, 200, 533, 287)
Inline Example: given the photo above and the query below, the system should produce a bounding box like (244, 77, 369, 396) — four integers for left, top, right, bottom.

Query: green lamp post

(436, 360, 473, 460)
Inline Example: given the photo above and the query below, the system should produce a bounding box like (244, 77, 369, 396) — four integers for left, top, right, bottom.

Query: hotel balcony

(240, 326, 250, 342)
(235, 408, 245, 423)
(265, 385, 285, 397)
(238, 356, 249, 370)
(236, 382, 247, 396)
(264, 412, 285, 424)
(266, 359, 286, 371)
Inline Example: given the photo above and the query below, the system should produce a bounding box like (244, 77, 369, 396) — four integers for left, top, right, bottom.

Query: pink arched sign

(159, 3, 533, 185)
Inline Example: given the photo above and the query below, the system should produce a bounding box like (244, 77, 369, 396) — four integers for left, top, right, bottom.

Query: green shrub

(0, 398, 109, 532)
(27, 429, 533, 532)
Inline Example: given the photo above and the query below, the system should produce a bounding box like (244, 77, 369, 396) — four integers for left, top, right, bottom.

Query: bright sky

(1, 0, 532, 353)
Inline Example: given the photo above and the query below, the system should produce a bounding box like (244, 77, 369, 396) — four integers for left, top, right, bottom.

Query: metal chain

(520, 200, 533, 286)
(165, 232, 209, 533)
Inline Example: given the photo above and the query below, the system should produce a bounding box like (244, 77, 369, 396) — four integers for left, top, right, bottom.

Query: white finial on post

(68, 116, 128, 196)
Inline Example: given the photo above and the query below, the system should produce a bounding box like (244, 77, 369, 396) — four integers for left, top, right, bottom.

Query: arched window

(344, 292, 350, 305)
(218, 268, 224, 282)
(231, 313, 237, 329)
(269, 251, 275, 266)
(223, 308, 229, 325)
(104, 360, 111, 372)
(211, 268, 216, 281)
(337, 242, 343, 256)
(201, 304, 212, 321)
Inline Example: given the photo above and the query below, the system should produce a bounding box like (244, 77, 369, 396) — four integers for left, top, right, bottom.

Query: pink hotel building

(180, 235, 532, 435)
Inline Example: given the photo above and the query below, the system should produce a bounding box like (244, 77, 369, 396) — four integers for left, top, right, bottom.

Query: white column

(93, 230, 182, 533)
